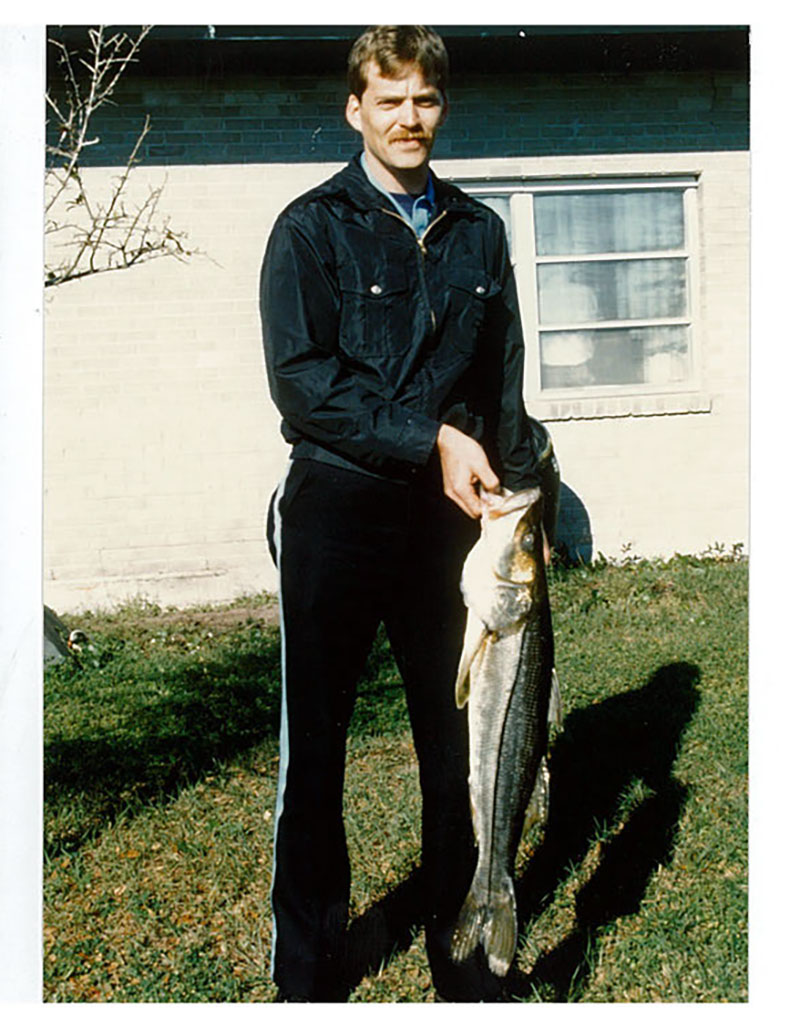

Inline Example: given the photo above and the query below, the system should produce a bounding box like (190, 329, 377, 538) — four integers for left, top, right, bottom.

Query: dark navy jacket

(260, 154, 540, 491)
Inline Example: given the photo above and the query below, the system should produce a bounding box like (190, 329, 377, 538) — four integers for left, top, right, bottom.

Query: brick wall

(44, 162, 329, 610)
(62, 66, 748, 167)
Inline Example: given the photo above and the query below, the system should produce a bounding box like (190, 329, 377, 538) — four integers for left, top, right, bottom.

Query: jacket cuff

(400, 412, 441, 471)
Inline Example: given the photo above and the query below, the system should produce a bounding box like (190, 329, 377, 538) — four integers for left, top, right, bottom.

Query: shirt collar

(359, 152, 435, 236)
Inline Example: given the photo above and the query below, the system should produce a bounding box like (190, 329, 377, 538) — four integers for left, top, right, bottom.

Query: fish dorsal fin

(455, 611, 489, 709)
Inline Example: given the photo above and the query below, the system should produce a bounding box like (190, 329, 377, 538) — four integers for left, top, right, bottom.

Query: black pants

(266, 459, 505, 1001)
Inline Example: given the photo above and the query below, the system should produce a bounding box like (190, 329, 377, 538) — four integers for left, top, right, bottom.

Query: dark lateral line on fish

(484, 642, 523, 926)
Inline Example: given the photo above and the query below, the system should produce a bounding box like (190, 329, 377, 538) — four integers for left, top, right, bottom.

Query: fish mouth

(482, 486, 542, 520)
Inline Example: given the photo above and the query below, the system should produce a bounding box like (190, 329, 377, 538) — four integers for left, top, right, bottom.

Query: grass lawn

(43, 553, 748, 1002)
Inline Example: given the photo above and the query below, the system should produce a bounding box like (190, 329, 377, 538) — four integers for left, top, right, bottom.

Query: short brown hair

(347, 25, 449, 98)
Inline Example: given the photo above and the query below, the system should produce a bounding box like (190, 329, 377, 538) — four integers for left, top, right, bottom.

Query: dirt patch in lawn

(137, 603, 281, 632)
(56, 596, 282, 653)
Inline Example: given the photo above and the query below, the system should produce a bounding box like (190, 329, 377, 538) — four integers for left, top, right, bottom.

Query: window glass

(532, 187, 692, 393)
(475, 194, 512, 246)
(537, 258, 688, 325)
(459, 178, 695, 396)
(534, 190, 685, 255)
(540, 326, 690, 389)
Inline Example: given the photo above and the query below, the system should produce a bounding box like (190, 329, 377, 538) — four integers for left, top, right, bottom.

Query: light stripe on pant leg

(268, 462, 292, 980)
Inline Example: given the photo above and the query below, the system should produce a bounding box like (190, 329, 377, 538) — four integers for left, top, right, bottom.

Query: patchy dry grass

(44, 555, 747, 1002)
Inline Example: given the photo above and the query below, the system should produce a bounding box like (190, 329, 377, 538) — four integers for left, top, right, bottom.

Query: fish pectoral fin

(454, 613, 489, 709)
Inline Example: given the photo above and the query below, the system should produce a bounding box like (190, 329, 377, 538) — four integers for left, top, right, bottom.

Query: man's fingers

(461, 481, 484, 518)
(476, 463, 500, 495)
(445, 479, 482, 519)
(436, 424, 499, 519)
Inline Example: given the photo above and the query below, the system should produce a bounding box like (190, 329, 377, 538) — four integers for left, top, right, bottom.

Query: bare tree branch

(45, 25, 198, 288)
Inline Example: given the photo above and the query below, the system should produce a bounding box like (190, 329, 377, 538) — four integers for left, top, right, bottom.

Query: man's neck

(361, 148, 430, 195)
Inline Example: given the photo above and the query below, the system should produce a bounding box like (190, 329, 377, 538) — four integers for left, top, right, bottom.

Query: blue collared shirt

(360, 152, 435, 238)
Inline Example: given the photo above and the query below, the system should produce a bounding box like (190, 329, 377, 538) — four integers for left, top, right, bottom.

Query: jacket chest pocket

(445, 268, 502, 354)
(338, 264, 412, 357)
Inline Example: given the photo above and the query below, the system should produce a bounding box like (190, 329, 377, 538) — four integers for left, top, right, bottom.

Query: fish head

(480, 486, 546, 586)
(460, 486, 546, 632)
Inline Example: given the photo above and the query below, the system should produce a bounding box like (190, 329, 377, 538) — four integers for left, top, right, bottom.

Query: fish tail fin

(450, 884, 484, 964)
(450, 878, 518, 977)
(482, 877, 517, 978)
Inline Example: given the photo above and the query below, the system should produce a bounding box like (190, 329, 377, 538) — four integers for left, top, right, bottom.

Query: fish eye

(520, 531, 536, 553)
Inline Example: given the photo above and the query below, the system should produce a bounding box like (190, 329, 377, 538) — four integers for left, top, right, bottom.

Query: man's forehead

(362, 60, 440, 96)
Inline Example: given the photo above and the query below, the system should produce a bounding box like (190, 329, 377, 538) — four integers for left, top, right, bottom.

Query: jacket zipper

(380, 207, 448, 331)
(381, 208, 448, 254)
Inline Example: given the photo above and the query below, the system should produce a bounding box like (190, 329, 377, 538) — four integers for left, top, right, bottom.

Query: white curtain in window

(534, 190, 685, 256)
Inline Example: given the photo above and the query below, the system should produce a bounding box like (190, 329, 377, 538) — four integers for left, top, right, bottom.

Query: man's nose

(397, 99, 422, 127)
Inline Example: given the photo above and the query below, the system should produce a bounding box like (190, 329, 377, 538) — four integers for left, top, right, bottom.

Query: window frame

(457, 173, 707, 419)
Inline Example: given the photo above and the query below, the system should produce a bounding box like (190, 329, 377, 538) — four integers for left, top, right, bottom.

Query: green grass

(43, 554, 748, 1002)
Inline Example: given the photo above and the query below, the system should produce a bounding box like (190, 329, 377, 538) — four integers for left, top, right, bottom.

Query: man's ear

(345, 93, 362, 133)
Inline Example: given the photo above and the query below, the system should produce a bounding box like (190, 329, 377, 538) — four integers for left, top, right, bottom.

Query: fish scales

(491, 601, 553, 877)
(450, 484, 558, 978)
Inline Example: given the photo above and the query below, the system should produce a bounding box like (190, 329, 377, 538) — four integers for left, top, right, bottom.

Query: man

(260, 25, 544, 1002)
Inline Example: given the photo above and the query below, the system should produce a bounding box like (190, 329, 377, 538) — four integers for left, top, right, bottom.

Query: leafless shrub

(45, 26, 196, 287)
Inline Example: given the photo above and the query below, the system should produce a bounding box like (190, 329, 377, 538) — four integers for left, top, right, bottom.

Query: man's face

(345, 61, 448, 190)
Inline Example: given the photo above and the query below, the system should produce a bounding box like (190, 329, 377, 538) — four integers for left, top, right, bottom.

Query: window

(461, 177, 701, 409)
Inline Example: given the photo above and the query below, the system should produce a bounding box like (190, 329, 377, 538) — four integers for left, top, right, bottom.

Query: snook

(450, 485, 561, 977)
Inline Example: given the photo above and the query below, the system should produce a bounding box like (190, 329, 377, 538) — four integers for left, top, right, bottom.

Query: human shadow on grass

(338, 661, 700, 1000)
(505, 660, 701, 1001)
(44, 628, 408, 859)
(44, 642, 285, 857)
(341, 868, 426, 994)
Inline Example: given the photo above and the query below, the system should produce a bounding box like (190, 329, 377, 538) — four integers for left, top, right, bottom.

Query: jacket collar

(323, 153, 478, 218)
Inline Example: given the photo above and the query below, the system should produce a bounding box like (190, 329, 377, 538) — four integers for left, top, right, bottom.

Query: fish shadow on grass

(340, 663, 699, 999)
(507, 660, 701, 1002)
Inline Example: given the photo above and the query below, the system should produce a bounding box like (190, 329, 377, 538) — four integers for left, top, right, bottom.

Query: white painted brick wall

(44, 153, 748, 612)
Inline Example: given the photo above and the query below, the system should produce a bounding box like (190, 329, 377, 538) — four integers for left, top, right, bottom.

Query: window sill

(529, 390, 713, 422)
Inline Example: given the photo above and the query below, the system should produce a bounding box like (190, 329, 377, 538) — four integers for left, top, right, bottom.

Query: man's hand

(436, 424, 500, 518)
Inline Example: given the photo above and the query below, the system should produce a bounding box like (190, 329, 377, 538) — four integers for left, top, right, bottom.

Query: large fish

(450, 484, 561, 977)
